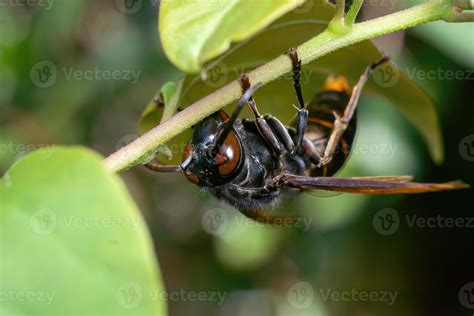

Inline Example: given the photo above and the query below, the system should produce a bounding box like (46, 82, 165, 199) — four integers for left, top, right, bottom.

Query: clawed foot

(317, 156, 333, 168)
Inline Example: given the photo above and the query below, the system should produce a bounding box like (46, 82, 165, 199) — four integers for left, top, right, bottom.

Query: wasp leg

(263, 114, 295, 153)
(240, 74, 283, 157)
(283, 126, 321, 165)
(144, 162, 181, 173)
(318, 55, 390, 168)
(212, 81, 263, 153)
(287, 48, 309, 155)
(239, 208, 299, 226)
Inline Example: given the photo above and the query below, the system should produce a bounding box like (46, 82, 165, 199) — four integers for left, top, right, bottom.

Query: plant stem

(345, 0, 364, 25)
(105, 0, 471, 173)
(333, 0, 346, 25)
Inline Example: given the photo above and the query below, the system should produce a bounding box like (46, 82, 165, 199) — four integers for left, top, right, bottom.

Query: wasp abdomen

(304, 76, 357, 177)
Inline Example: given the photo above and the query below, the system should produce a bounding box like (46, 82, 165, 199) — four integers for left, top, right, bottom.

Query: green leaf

(0, 147, 167, 316)
(159, 0, 305, 73)
(139, 80, 186, 162)
(140, 79, 184, 134)
(175, 1, 443, 163)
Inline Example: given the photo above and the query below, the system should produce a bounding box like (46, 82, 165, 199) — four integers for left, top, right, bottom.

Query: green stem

(333, 0, 346, 24)
(345, 0, 364, 25)
(104, 0, 469, 173)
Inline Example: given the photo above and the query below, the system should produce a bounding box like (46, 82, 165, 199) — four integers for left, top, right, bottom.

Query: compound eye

(182, 141, 199, 185)
(217, 131, 241, 176)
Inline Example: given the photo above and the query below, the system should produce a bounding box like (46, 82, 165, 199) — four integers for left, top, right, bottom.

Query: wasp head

(181, 111, 243, 187)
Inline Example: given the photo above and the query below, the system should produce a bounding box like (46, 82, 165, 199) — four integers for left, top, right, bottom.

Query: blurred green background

(1, 1, 473, 315)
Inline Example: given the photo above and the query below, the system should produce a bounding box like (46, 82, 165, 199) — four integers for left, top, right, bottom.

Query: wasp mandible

(145, 49, 468, 224)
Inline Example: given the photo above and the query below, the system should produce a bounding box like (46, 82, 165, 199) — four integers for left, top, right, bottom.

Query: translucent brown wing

(277, 174, 469, 194)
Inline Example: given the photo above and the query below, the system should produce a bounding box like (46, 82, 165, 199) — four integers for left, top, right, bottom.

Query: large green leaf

(159, 0, 305, 73)
(0, 147, 166, 316)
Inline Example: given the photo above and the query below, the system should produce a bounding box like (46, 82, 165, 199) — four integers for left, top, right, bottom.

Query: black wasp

(145, 49, 467, 224)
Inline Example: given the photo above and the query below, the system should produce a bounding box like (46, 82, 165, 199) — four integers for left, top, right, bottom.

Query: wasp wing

(278, 174, 468, 194)
(304, 176, 416, 198)
(343, 176, 415, 183)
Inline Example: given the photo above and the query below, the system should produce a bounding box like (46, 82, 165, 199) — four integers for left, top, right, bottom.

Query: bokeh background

(1, 0, 473, 315)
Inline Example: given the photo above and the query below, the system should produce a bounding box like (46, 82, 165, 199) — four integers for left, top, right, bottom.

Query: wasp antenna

(145, 162, 182, 173)
(370, 54, 391, 73)
(212, 82, 263, 154)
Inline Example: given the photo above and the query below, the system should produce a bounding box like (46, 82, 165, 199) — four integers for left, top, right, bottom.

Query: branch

(105, 0, 473, 173)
